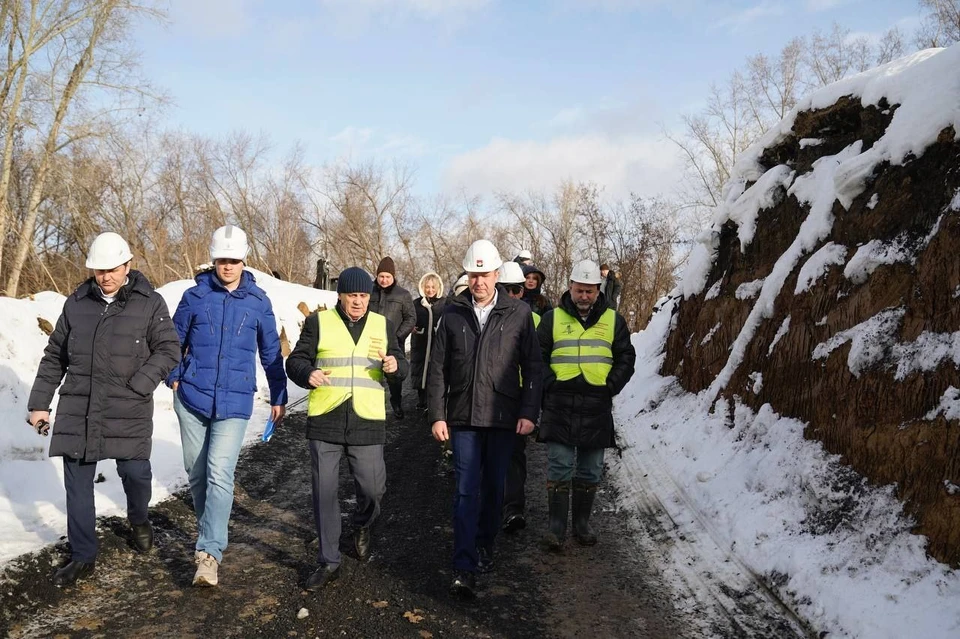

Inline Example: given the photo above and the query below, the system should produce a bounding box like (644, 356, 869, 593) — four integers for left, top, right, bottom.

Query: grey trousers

(309, 440, 386, 567)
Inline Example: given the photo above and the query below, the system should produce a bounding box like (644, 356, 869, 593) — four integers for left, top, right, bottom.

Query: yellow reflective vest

(308, 310, 387, 420)
(550, 307, 615, 386)
(532, 312, 541, 329)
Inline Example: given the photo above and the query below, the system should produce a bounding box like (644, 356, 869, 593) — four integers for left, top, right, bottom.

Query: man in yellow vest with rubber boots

(286, 266, 408, 591)
(537, 259, 635, 551)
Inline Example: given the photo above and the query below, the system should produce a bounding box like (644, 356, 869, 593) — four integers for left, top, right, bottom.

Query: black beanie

(337, 267, 373, 294)
(376, 256, 396, 276)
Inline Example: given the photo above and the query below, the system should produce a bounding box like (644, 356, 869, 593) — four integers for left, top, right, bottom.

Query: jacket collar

(76, 269, 153, 302)
(558, 290, 608, 326)
(193, 269, 263, 300)
(450, 288, 512, 312)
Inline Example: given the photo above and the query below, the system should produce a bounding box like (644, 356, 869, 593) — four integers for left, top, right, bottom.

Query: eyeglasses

(505, 285, 523, 295)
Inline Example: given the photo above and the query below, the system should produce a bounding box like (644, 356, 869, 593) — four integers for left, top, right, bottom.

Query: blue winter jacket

(166, 270, 288, 420)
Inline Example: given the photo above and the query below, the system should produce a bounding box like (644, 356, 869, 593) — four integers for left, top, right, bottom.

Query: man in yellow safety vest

(286, 266, 408, 592)
(536, 259, 636, 551)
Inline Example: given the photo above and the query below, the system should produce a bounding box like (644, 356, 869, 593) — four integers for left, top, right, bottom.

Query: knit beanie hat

(376, 256, 396, 277)
(337, 267, 374, 294)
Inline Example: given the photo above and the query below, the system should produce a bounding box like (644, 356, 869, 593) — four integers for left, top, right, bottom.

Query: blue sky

(135, 0, 919, 199)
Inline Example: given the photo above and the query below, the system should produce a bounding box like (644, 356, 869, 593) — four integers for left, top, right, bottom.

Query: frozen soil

(0, 389, 805, 638)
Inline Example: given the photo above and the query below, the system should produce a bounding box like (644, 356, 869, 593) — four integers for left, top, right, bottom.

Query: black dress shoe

(305, 564, 340, 592)
(132, 521, 153, 552)
(53, 560, 95, 586)
(502, 513, 526, 534)
(354, 527, 372, 561)
(476, 546, 494, 573)
(450, 570, 476, 599)
(391, 401, 405, 419)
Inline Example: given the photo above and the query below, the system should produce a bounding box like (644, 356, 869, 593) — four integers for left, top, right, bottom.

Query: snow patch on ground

(926, 387, 960, 421)
(614, 304, 960, 638)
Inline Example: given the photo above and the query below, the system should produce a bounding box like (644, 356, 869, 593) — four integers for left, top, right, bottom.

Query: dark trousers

(388, 380, 403, 405)
(309, 440, 385, 567)
(502, 434, 527, 519)
(63, 456, 152, 563)
(449, 427, 514, 572)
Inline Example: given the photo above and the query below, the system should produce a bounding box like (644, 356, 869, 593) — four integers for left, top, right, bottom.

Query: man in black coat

(428, 240, 541, 598)
(537, 259, 635, 551)
(286, 267, 408, 592)
(27, 232, 181, 586)
(369, 256, 416, 418)
(600, 263, 622, 310)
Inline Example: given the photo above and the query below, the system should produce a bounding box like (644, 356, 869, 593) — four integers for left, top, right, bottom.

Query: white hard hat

(453, 274, 469, 295)
(210, 225, 249, 261)
(570, 259, 602, 285)
(462, 239, 503, 273)
(499, 261, 526, 285)
(86, 232, 133, 270)
(517, 249, 532, 260)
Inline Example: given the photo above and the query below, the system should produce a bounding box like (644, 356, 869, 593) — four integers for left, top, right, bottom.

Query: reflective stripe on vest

(308, 310, 387, 420)
(550, 307, 615, 386)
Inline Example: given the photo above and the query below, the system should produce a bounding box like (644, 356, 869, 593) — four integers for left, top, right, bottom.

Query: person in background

(514, 250, 533, 266)
(537, 260, 635, 552)
(411, 272, 447, 411)
(521, 263, 553, 316)
(27, 232, 180, 586)
(451, 273, 469, 297)
(167, 225, 288, 587)
(428, 240, 541, 598)
(369, 257, 416, 419)
(499, 261, 541, 534)
(286, 267, 408, 592)
(599, 263, 622, 310)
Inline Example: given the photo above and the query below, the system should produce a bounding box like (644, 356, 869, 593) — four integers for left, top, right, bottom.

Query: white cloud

(442, 134, 683, 199)
(710, 1, 785, 32)
(167, 0, 256, 37)
(330, 126, 375, 149)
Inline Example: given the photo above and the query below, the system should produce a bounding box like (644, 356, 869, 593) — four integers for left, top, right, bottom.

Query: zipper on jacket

(237, 312, 248, 335)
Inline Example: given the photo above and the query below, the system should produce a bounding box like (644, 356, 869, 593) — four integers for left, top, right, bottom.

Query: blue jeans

(174, 393, 248, 562)
(546, 443, 605, 484)
(449, 427, 515, 572)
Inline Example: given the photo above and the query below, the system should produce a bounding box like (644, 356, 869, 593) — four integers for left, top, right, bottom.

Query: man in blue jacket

(167, 225, 288, 587)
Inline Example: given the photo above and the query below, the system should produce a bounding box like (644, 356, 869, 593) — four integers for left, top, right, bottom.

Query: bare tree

(915, 0, 960, 47)
(3, 0, 164, 296)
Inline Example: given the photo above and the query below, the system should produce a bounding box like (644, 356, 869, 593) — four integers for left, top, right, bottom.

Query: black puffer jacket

(28, 270, 181, 461)
(536, 291, 636, 449)
(285, 305, 408, 445)
(369, 282, 416, 344)
(410, 273, 447, 391)
(427, 291, 541, 430)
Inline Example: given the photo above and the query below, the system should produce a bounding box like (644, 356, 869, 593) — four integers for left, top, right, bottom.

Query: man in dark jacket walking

(27, 232, 181, 586)
(428, 240, 541, 598)
(537, 259, 635, 552)
(369, 256, 416, 418)
(286, 267, 408, 592)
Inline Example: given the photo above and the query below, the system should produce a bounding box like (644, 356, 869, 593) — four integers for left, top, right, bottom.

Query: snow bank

(0, 269, 336, 564)
(614, 308, 960, 638)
